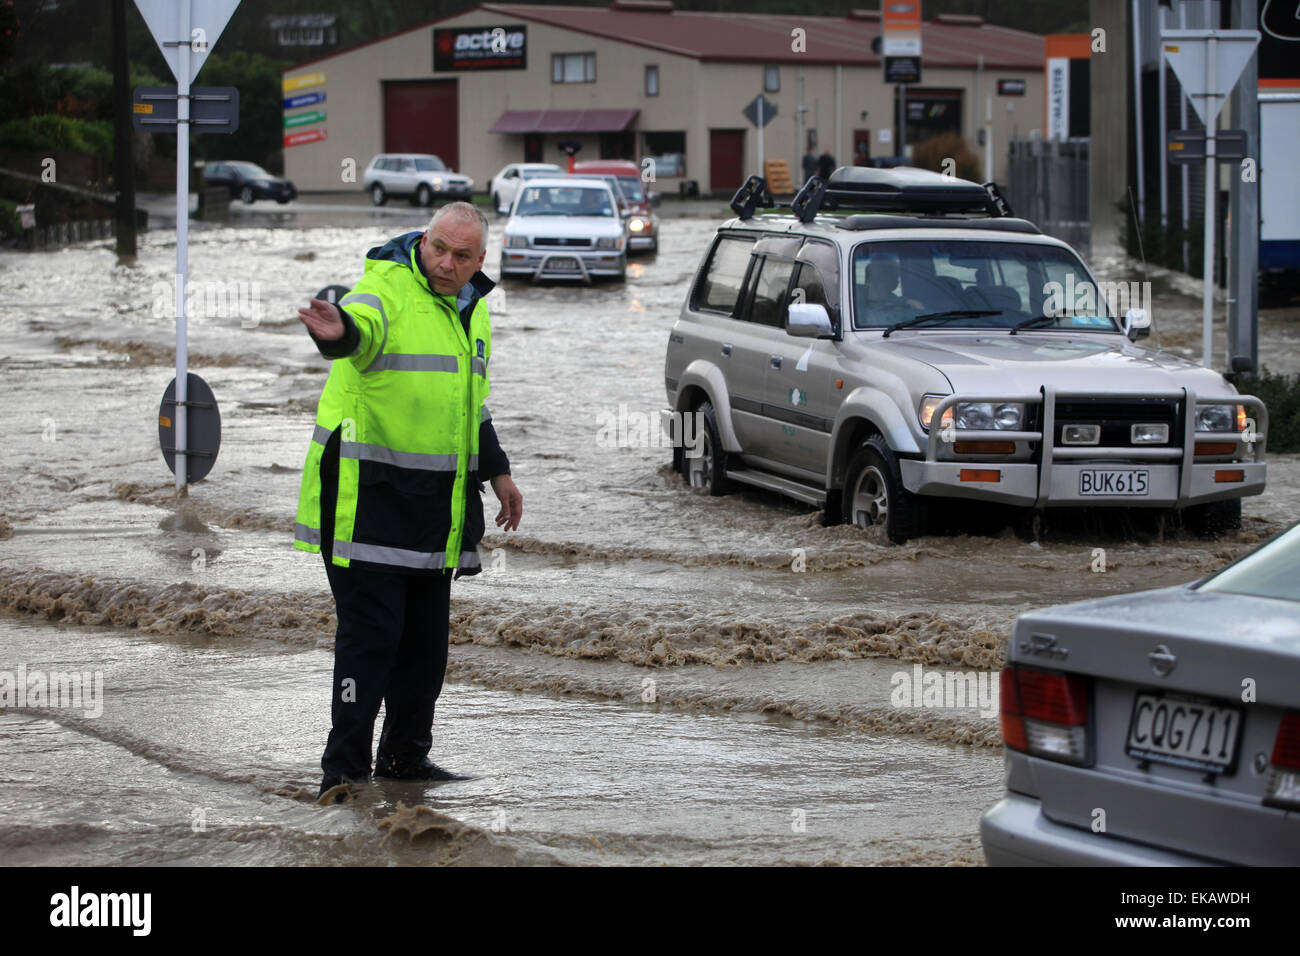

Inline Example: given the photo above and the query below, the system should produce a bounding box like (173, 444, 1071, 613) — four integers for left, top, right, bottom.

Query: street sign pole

(174, 0, 190, 493)
(757, 95, 764, 175)
(1162, 27, 1259, 370)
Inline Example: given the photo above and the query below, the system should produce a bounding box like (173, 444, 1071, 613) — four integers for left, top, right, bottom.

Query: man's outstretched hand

(298, 298, 344, 341)
(490, 474, 522, 532)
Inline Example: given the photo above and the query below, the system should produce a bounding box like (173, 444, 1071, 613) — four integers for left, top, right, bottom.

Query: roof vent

(609, 0, 675, 12)
(931, 13, 984, 26)
(846, 9, 881, 20)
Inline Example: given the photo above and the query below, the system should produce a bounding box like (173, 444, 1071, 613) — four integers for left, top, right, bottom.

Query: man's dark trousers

(320, 556, 453, 782)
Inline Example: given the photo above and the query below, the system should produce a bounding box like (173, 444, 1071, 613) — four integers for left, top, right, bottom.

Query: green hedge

(0, 114, 113, 160)
(1236, 369, 1300, 453)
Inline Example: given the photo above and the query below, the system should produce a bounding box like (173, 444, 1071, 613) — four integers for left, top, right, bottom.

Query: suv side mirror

(1123, 307, 1151, 341)
(787, 302, 834, 338)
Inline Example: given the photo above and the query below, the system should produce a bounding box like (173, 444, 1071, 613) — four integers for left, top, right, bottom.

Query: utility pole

(112, 0, 138, 257)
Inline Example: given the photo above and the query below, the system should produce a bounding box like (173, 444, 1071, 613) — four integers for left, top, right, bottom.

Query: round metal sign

(158, 372, 222, 483)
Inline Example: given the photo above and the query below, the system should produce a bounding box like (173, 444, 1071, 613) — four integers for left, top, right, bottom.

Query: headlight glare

(1196, 404, 1235, 432)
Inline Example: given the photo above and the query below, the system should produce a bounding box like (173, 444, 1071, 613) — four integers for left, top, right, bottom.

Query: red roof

(286, 3, 1045, 74)
(479, 2, 1044, 69)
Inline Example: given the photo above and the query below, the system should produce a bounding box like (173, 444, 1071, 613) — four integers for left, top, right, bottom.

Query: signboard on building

(433, 24, 527, 71)
(998, 78, 1026, 96)
(282, 70, 326, 147)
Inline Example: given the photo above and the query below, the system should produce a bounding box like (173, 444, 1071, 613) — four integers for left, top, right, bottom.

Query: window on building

(642, 131, 686, 178)
(645, 64, 659, 96)
(552, 53, 595, 83)
(763, 65, 779, 92)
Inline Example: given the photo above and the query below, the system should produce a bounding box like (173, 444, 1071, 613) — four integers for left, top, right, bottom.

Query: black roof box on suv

(730, 166, 1016, 223)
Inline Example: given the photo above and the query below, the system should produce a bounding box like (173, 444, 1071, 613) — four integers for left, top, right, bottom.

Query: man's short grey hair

(428, 202, 489, 253)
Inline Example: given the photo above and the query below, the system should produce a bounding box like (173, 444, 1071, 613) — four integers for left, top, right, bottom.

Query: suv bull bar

(900, 387, 1268, 508)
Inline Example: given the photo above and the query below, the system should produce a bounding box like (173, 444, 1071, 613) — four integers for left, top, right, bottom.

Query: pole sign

(135, 0, 239, 491)
(135, 0, 239, 85)
(1166, 128, 1247, 162)
(743, 94, 778, 128)
(132, 85, 239, 133)
(883, 0, 922, 84)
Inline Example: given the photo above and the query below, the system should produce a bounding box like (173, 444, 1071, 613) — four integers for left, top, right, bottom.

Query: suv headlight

(505, 235, 529, 249)
(953, 402, 1026, 430)
(1195, 404, 1235, 432)
(628, 217, 647, 232)
(596, 236, 623, 250)
(919, 394, 952, 430)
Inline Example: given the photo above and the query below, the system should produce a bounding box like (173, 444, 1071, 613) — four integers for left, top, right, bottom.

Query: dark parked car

(203, 162, 298, 204)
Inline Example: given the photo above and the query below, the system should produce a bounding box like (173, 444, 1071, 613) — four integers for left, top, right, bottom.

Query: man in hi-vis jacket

(294, 202, 522, 800)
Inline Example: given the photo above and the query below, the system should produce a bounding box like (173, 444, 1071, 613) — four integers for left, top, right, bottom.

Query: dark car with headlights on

(981, 520, 1300, 865)
(204, 161, 298, 204)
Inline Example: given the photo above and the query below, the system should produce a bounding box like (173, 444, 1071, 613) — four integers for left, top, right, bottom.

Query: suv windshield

(414, 157, 447, 172)
(515, 185, 614, 217)
(851, 240, 1122, 333)
(616, 176, 645, 203)
(1196, 523, 1300, 603)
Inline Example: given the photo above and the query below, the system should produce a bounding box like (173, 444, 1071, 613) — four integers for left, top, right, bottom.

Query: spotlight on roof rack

(729, 175, 772, 220)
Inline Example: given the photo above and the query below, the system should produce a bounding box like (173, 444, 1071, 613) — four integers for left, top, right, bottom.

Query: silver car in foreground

(981, 521, 1300, 865)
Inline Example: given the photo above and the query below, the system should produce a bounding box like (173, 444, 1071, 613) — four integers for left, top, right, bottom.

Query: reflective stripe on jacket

(293, 231, 497, 574)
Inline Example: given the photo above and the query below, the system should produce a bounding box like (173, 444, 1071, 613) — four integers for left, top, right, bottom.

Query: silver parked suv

(661, 167, 1268, 543)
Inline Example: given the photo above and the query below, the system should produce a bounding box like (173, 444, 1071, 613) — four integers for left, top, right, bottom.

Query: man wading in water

(293, 202, 522, 801)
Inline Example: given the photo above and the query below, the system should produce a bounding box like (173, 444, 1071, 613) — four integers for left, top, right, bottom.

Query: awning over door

(488, 108, 639, 134)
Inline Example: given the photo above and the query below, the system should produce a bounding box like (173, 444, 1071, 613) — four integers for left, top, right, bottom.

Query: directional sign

(135, 0, 241, 85)
(1167, 128, 1247, 163)
(132, 85, 239, 133)
(283, 91, 324, 110)
(284, 109, 325, 128)
(743, 94, 778, 128)
(1161, 29, 1261, 125)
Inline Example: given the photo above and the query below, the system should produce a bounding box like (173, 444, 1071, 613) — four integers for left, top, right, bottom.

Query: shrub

(909, 131, 982, 183)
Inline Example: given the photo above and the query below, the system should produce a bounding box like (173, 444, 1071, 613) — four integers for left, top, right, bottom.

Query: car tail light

(1264, 711, 1300, 810)
(1000, 665, 1090, 765)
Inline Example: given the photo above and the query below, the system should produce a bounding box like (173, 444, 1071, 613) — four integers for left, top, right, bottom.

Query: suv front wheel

(681, 401, 730, 496)
(842, 436, 922, 544)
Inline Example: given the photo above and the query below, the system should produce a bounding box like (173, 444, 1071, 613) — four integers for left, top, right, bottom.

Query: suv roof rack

(835, 214, 1040, 235)
(730, 166, 1017, 223)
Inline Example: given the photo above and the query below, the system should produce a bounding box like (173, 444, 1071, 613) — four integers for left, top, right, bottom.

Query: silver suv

(363, 153, 474, 206)
(661, 167, 1268, 543)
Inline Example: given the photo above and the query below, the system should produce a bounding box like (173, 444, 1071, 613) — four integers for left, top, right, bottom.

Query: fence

(1004, 137, 1090, 254)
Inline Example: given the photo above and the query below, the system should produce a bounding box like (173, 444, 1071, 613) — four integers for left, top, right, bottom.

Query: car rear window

(1197, 523, 1300, 602)
(695, 235, 756, 315)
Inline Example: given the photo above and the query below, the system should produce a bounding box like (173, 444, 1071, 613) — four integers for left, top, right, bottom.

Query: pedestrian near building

(816, 150, 837, 180)
(294, 202, 523, 801)
(801, 147, 818, 184)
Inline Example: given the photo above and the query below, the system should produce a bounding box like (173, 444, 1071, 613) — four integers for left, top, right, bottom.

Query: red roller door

(383, 80, 460, 170)
(709, 129, 745, 193)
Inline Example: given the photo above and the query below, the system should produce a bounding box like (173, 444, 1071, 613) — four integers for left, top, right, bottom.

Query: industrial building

(281, 1, 1046, 194)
